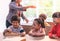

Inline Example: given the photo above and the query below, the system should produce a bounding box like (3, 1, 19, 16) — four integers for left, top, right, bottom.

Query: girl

(29, 19, 45, 37)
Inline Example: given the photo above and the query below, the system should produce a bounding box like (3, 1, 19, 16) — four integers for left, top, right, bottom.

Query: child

(29, 19, 45, 37)
(6, 0, 36, 28)
(49, 12, 60, 39)
(3, 15, 26, 36)
(39, 14, 50, 28)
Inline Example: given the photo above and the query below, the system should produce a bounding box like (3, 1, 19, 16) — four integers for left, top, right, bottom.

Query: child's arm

(40, 28, 45, 35)
(48, 26, 57, 38)
(29, 30, 33, 34)
(3, 29, 14, 36)
(29, 29, 34, 35)
(29, 29, 37, 37)
(51, 34, 58, 39)
(9, 30, 26, 36)
(3, 29, 20, 36)
(35, 28, 45, 37)
(5, 32, 21, 36)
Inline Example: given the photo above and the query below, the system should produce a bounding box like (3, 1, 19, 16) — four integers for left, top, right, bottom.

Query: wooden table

(3, 35, 60, 41)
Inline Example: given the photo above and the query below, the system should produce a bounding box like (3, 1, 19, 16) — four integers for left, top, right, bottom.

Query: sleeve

(48, 26, 56, 38)
(20, 27, 25, 33)
(9, 2, 26, 11)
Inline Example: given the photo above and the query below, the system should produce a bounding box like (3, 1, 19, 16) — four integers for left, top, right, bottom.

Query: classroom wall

(0, 0, 10, 32)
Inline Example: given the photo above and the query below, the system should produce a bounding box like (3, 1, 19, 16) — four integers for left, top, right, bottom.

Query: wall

(0, 0, 10, 32)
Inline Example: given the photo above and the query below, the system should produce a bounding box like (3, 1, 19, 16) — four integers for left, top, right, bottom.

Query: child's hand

(20, 32, 26, 37)
(28, 33, 32, 35)
(52, 34, 58, 39)
(29, 32, 34, 35)
(5, 29, 12, 33)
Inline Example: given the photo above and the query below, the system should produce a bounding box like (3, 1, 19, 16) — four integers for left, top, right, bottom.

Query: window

(21, 0, 53, 25)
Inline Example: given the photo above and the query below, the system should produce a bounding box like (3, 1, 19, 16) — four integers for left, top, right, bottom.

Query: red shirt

(49, 24, 60, 38)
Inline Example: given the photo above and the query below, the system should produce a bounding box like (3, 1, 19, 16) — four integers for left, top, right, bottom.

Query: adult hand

(24, 6, 36, 9)
(28, 6, 36, 8)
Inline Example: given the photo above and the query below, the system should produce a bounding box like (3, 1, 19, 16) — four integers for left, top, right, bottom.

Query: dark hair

(11, 15, 20, 23)
(52, 12, 60, 18)
(11, 0, 15, 2)
(39, 14, 47, 20)
(34, 18, 45, 28)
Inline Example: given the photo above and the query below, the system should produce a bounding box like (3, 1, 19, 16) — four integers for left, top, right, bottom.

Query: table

(3, 36, 26, 41)
(3, 35, 60, 41)
(26, 35, 60, 41)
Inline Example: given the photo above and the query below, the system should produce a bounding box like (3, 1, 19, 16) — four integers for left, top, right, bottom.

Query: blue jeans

(6, 20, 12, 28)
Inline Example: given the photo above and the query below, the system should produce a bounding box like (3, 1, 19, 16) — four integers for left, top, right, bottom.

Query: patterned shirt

(8, 25, 24, 33)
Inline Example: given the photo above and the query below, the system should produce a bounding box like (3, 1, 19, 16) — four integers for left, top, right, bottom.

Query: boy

(3, 15, 26, 36)
(49, 12, 60, 39)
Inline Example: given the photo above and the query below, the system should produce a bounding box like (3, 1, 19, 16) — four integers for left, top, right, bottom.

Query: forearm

(21, 14, 28, 23)
(21, 13, 26, 19)
(49, 33, 58, 39)
(29, 32, 37, 37)
(5, 32, 20, 36)
(29, 30, 34, 35)
(37, 33, 45, 36)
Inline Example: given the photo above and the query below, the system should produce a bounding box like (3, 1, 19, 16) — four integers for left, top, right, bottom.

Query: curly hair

(11, 15, 20, 23)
